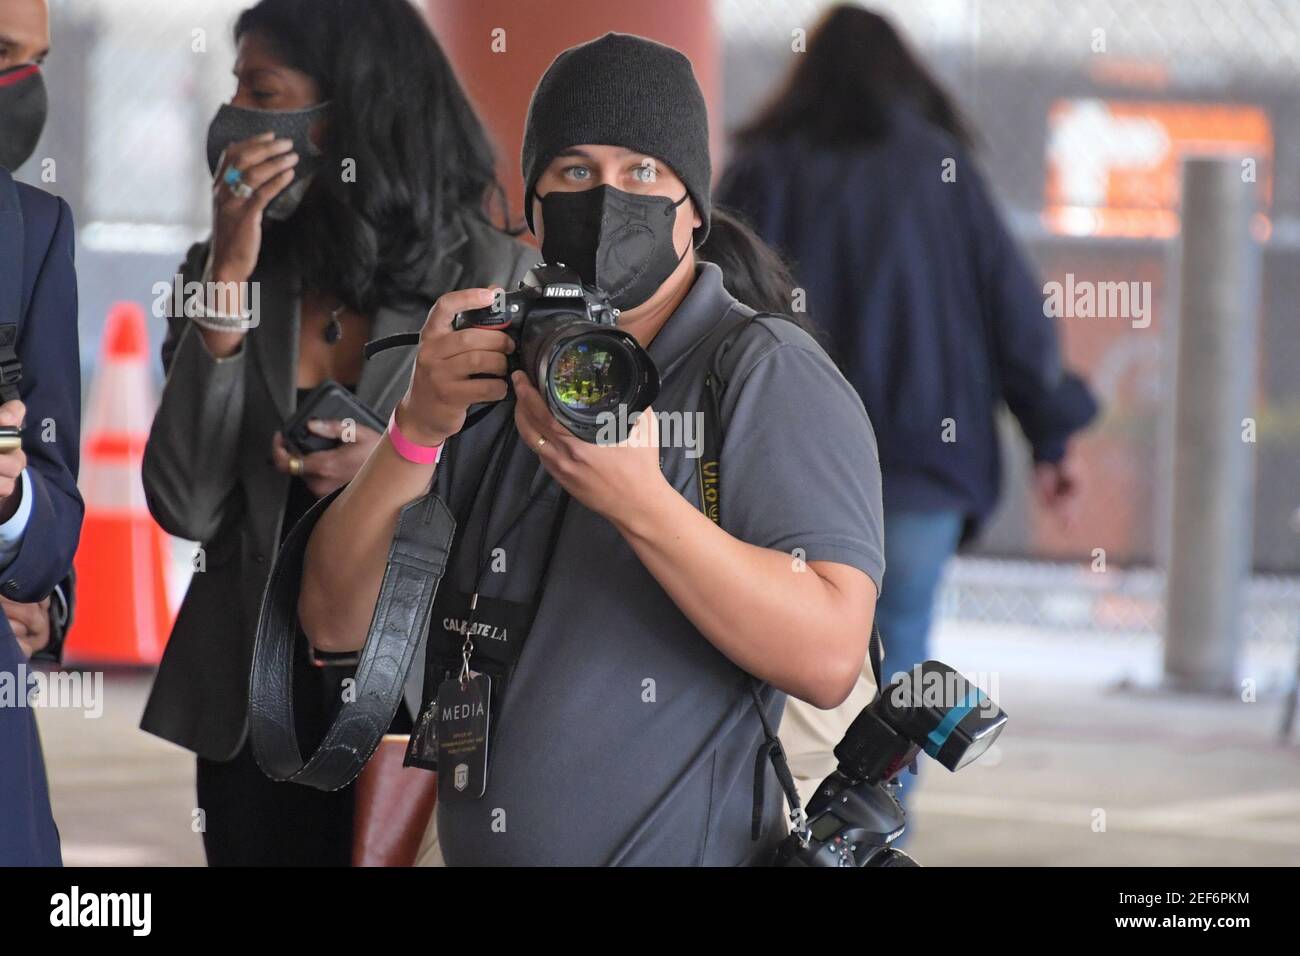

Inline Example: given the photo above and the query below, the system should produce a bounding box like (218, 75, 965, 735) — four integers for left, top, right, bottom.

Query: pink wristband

(386, 408, 444, 465)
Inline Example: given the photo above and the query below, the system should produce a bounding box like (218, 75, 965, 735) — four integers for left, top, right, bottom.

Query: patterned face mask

(205, 100, 330, 221)
(538, 184, 690, 311)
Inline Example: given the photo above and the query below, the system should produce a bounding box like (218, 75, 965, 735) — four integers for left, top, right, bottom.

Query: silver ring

(229, 180, 255, 200)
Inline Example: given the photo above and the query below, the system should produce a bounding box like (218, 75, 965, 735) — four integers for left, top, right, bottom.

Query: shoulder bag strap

(248, 484, 457, 791)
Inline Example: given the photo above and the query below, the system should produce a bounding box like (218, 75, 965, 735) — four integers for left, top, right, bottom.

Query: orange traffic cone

(65, 302, 172, 667)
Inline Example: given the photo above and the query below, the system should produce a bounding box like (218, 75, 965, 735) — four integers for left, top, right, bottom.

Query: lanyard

(445, 409, 570, 684)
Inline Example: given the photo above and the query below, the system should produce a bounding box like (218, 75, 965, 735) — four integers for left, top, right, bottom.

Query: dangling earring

(324, 302, 344, 345)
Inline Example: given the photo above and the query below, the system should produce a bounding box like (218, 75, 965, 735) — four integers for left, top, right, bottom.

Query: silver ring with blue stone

(223, 166, 253, 199)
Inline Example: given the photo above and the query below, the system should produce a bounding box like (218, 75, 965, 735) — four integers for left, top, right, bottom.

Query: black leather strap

(248, 484, 456, 791)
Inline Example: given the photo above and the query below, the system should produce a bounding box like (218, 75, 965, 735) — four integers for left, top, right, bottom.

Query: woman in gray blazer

(139, 0, 533, 865)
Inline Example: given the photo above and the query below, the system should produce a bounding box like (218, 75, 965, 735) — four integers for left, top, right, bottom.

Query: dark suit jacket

(0, 168, 85, 866)
(139, 213, 533, 761)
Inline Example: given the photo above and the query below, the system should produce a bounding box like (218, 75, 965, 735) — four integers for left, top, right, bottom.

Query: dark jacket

(719, 107, 1097, 530)
(139, 213, 534, 761)
(0, 168, 84, 866)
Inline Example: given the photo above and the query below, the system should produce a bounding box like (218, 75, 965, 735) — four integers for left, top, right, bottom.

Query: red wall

(424, 0, 721, 235)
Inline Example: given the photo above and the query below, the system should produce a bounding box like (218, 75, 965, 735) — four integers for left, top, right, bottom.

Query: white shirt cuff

(0, 468, 34, 570)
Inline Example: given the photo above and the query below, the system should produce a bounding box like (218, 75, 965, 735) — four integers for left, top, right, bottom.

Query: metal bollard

(1162, 156, 1261, 693)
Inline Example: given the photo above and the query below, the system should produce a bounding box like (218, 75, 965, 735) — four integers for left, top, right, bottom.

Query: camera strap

(249, 482, 458, 791)
(405, 417, 571, 778)
(250, 332, 553, 791)
(696, 304, 885, 843)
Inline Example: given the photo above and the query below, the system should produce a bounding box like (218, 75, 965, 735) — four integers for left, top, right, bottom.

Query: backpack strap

(697, 305, 886, 843)
(695, 305, 808, 840)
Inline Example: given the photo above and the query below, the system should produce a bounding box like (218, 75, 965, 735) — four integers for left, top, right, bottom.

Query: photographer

(138, 0, 532, 866)
(296, 33, 885, 866)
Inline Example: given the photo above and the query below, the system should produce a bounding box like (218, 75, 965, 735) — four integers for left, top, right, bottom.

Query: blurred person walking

(139, 0, 532, 866)
(0, 0, 85, 867)
(719, 5, 1098, 825)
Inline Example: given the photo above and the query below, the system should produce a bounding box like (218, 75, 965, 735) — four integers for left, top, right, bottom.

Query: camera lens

(549, 335, 630, 415)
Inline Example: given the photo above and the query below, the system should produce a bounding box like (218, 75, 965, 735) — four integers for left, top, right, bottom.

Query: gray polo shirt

(433, 262, 884, 865)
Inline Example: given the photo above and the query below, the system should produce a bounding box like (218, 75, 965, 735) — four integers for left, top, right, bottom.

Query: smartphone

(0, 426, 21, 453)
(280, 381, 385, 455)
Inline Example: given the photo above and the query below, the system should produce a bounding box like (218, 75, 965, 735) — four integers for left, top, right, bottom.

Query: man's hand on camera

(0, 399, 27, 523)
(2, 595, 51, 659)
(512, 370, 667, 524)
(396, 287, 515, 447)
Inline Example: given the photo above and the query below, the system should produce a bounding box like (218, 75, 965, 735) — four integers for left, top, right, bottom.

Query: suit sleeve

(0, 197, 84, 603)
(141, 241, 247, 542)
(965, 164, 1098, 462)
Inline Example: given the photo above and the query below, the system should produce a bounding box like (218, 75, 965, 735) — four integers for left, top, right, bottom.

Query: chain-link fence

(716, 0, 1300, 657)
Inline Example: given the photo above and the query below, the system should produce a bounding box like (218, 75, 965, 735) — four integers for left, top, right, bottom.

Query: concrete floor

(34, 620, 1300, 867)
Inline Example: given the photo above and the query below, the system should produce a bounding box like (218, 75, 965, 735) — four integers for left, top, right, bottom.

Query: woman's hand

(210, 132, 299, 284)
(3, 596, 51, 659)
(511, 370, 668, 524)
(271, 422, 383, 498)
(395, 287, 516, 447)
(1033, 449, 1084, 533)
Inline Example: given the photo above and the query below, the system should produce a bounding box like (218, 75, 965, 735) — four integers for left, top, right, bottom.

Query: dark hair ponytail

(698, 206, 840, 370)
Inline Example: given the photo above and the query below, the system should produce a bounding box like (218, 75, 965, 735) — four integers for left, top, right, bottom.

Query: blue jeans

(876, 509, 964, 844)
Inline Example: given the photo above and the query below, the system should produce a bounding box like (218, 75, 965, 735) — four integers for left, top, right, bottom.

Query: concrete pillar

(1163, 157, 1261, 693)
(424, 0, 721, 232)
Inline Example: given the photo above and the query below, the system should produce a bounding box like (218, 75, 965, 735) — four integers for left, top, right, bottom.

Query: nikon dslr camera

(453, 263, 659, 442)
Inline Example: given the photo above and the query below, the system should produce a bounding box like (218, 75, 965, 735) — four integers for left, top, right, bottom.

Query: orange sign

(1044, 99, 1273, 238)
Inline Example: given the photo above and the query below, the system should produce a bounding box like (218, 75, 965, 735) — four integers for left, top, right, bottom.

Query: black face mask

(205, 101, 330, 220)
(0, 62, 48, 172)
(539, 185, 689, 311)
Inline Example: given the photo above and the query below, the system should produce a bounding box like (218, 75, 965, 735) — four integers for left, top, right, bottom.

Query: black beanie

(521, 32, 712, 243)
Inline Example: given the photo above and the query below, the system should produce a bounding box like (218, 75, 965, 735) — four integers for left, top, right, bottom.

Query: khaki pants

(415, 814, 445, 867)
(782, 655, 878, 804)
